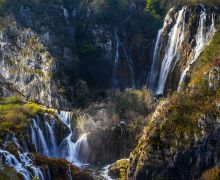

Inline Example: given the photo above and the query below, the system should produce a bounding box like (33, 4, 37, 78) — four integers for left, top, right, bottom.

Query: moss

(115, 88, 154, 119)
(0, 96, 49, 144)
(201, 167, 220, 180)
(0, 164, 23, 180)
(109, 159, 129, 180)
(34, 154, 93, 180)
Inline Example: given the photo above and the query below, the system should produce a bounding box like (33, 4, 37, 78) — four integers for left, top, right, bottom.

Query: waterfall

(31, 117, 49, 156)
(0, 31, 7, 49)
(0, 149, 31, 180)
(148, 8, 174, 91)
(0, 137, 44, 180)
(156, 7, 187, 95)
(113, 28, 136, 89)
(45, 121, 58, 157)
(113, 29, 120, 89)
(29, 111, 89, 167)
(61, 6, 68, 19)
(58, 111, 88, 167)
(19, 152, 44, 180)
(177, 6, 216, 91)
(122, 46, 136, 88)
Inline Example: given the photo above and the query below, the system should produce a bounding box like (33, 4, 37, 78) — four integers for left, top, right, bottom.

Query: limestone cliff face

(0, 0, 160, 107)
(0, 4, 77, 108)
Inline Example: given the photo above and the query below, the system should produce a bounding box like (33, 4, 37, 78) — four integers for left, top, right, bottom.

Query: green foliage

(109, 159, 129, 180)
(116, 88, 154, 119)
(90, 0, 131, 24)
(0, 96, 45, 143)
(145, 0, 163, 20)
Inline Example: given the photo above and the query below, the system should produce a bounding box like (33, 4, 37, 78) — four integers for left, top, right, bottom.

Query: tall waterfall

(148, 8, 173, 91)
(113, 29, 120, 89)
(178, 7, 216, 91)
(122, 45, 136, 88)
(156, 7, 187, 95)
(149, 5, 216, 94)
(113, 28, 136, 89)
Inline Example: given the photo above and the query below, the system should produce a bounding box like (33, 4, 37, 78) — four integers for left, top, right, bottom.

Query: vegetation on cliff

(109, 159, 129, 180)
(0, 96, 49, 143)
(128, 10, 220, 179)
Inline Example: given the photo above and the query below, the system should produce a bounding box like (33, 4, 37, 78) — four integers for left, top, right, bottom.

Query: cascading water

(122, 46, 136, 88)
(0, 135, 45, 180)
(0, 31, 7, 49)
(156, 7, 187, 95)
(178, 7, 216, 91)
(148, 8, 174, 91)
(58, 111, 88, 167)
(31, 116, 50, 156)
(113, 29, 120, 89)
(113, 28, 136, 89)
(45, 120, 58, 157)
(30, 111, 88, 167)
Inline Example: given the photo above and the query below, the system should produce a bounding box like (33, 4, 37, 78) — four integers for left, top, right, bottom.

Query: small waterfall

(29, 111, 89, 167)
(58, 111, 88, 167)
(0, 136, 45, 180)
(177, 6, 216, 91)
(0, 31, 7, 49)
(122, 46, 136, 88)
(156, 7, 187, 95)
(19, 152, 44, 180)
(45, 121, 58, 157)
(61, 6, 68, 19)
(113, 29, 136, 89)
(31, 117, 49, 156)
(113, 29, 120, 89)
(148, 8, 173, 92)
(0, 149, 31, 180)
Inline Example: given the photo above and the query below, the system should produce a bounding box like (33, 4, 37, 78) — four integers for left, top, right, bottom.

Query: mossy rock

(109, 159, 129, 180)
(0, 164, 23, 180)
(34, 154, 93, 180)
(201, 167, 220, 180)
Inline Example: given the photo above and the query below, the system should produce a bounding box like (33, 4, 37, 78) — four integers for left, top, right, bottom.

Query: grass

(0, 96, 47, 144)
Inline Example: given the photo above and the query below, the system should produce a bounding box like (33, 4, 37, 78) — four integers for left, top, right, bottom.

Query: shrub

(109, 159, 129, 180)
(201, 167, 220, 180)
(0, 96, 46, 143)
(116, 88, 154, 119)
